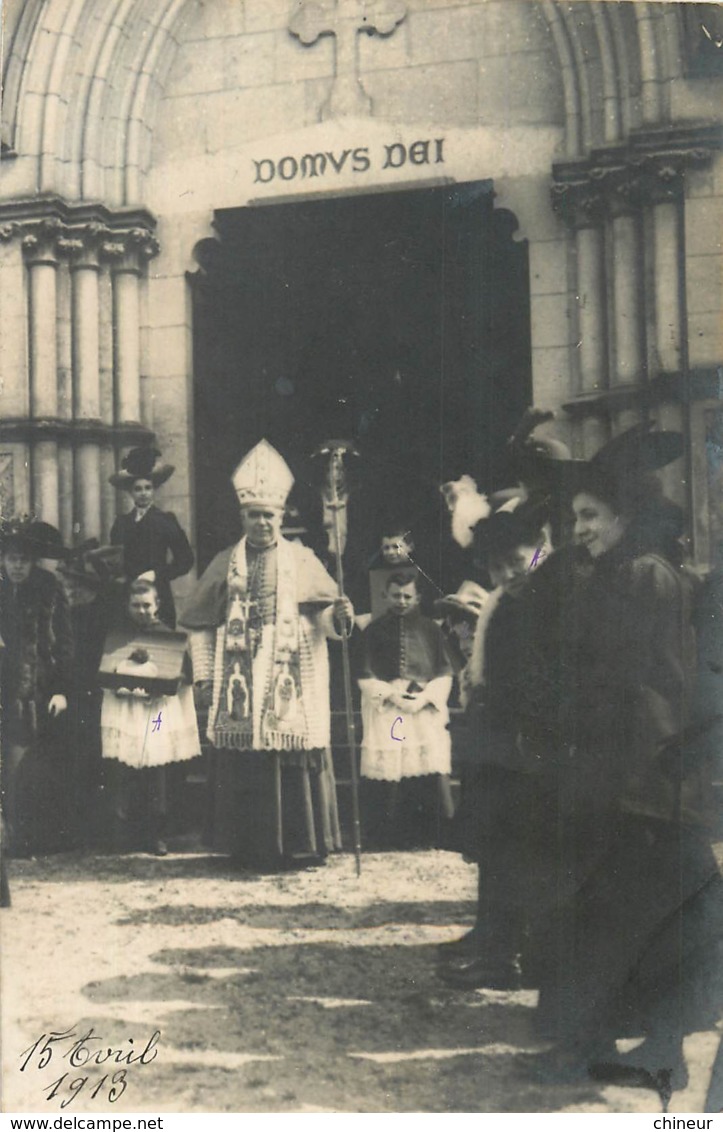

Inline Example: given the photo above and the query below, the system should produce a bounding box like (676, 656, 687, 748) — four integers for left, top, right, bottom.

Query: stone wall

(0, 0, 721, 572)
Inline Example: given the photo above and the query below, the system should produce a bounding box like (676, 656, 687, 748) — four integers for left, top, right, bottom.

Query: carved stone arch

(0, 0, 45, 152)
(539, 0, 583, 156)
(6, 0, 66, 164)
(42, 0, 100, 194)
(591, 1, 624, 145)
(634, 2, 666, 125)
(64, 0, 134, 197)
(1, 0, 194, 204)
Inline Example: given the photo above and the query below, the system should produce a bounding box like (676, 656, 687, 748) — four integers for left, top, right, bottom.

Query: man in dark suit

(109, 446, 194, 628)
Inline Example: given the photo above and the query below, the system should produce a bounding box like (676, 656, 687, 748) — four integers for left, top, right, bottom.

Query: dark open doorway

(190, 180, 531, 592)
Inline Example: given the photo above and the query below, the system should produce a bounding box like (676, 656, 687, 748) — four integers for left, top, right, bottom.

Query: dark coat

(520, 529, 721, 1048)
(455, 582, 570, 879)
(521, 534, 704, 829)
(0, 566, 74, 744)
(572, 545, 700, 825)
(110, 506, 194, 628)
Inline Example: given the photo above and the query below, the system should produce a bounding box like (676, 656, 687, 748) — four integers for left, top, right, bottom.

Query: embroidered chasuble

(182, 536, 341, 753)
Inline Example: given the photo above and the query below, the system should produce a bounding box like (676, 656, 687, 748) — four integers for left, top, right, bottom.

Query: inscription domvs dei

(253, 137, 445, 184)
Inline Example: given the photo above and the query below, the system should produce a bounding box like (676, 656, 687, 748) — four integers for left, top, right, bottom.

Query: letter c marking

(391, 716, 405, 742)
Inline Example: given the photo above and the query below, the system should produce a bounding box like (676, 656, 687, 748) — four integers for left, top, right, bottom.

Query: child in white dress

(100, 581, 200, 855)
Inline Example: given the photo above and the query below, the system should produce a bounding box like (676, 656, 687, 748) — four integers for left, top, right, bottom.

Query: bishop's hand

(333, 595, 354, 635)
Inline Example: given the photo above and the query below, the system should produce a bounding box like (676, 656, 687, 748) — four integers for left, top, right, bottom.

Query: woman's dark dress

(522, 535, 723, 1048)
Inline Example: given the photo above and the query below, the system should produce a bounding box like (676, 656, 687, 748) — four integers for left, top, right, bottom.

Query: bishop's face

(241, 507, 283, 549)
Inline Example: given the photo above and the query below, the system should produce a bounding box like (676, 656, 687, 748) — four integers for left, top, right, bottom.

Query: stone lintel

(0, 417, 155, 447)
(0, 196, 159, 267)
(0, 194, 157, 232)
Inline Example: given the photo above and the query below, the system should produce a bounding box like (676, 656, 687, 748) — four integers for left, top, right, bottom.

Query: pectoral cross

(236, 594, 257, 623)
(289, 0, 407, 120)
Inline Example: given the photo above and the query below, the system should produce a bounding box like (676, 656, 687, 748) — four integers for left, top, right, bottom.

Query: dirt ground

(2, 847, 722, 1115)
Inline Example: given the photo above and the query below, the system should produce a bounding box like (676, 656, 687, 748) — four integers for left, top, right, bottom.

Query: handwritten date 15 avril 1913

(20, 1027, 160, 1108)
(42, 1069, 129, 1108)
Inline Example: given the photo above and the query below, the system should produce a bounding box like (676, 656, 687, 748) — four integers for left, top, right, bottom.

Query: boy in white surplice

(359, 572, 453, 848)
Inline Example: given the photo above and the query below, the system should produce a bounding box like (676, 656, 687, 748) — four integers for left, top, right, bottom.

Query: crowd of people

(1, 419, 722, 1101)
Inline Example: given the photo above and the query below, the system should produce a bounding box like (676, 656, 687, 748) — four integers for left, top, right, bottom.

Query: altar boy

(359, 572, 453, 848)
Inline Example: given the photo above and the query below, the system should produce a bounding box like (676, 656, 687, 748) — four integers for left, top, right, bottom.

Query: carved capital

(551, 181, 606, 228)
(552, 124, 720, 226)
(127, 227, 160, 260)
(0, 222, 21, 243)
(606, 169, 647, 217)
(56, 236, 85, 257)
(101, 228, 159, 273)
(647, 162, 684, 204)
(0, 199, 160, 270)
(21, 218, 63, 265)
(100, 240, 126, 260)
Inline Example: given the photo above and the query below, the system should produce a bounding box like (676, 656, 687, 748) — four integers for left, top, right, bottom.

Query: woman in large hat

(515, 425, 723, 1102)
(109, 446, 194, 628)
(0, 517, 74, 855)
(437, 490, 567, 989)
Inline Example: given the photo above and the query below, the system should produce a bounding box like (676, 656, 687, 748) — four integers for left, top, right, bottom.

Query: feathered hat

(0, 516, 66, 559)
(232, 439, 294, 510)
(505, 407, 573, 499)
(109, 446, 175, 491)
(440, 475, 491, 548)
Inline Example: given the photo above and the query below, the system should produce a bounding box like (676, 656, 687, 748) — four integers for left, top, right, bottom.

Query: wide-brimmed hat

(109, 446, 174, 491)
(473, 495, 551, 565)
(87, 544, 125, 581)
(517, 423, 683, 502)
(58, 541, 125, 585)
(0, 516, 66, 559)
(434, 580, 489, 622)
(561, 425, 684, 517)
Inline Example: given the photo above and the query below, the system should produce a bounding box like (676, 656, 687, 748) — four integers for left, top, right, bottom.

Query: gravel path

(2, 849, 721, 1114)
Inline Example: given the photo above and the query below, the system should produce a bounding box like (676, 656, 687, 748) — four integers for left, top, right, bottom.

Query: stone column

(23, 222, 61, 527)
(551, 181, 610, 456)
(608, 177, 645, 389)
(576, 225, 607, 394)
(64, 228, 103, 540)
(648, 165, 683, 376)
(113, 267, 141, 425)
(105, 229, 158, 429)
(0, 202, 159, 541)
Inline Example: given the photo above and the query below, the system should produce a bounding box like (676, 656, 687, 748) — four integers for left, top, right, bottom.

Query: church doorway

(190, 180, 531, 592)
